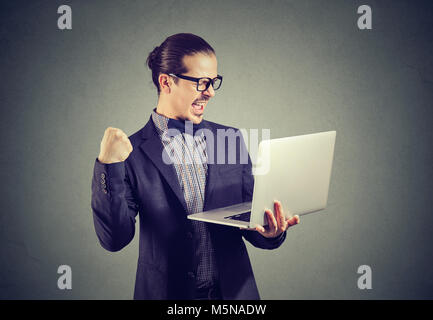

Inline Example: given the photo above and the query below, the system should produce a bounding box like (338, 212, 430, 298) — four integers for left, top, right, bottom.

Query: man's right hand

(97, 127, 133, 164)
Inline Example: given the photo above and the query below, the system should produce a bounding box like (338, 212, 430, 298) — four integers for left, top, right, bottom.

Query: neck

(155, 98, 179, 120)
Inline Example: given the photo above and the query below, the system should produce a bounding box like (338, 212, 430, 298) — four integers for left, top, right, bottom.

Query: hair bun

(147, 46, 160, 70)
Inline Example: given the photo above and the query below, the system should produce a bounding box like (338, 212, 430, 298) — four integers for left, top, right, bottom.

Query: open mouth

(192, 101, 206, 113)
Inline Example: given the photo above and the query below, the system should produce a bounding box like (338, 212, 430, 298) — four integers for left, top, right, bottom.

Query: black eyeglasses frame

(169, 73, 223, 92)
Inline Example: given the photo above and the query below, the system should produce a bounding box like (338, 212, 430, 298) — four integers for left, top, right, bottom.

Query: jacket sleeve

(91, 158, 139, 252)
(239, 139, 286, 250)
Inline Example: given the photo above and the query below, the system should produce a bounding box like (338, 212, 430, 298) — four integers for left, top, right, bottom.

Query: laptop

(187, 130, 336, 228)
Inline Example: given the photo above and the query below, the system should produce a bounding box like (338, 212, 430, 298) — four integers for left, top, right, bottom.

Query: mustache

(194, 97, 209, 103)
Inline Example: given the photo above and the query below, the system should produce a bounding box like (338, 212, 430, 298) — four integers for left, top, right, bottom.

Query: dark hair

(146, 33, 215, 95)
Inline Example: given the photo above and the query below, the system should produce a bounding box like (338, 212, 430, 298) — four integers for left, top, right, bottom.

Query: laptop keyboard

(224, 211, 251, 222)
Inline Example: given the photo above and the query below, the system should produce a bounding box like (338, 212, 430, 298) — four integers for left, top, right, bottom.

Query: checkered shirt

(151, 110, 219, 289)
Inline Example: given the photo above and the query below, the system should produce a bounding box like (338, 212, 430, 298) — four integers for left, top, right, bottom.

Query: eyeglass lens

(198, 78, 222, 91)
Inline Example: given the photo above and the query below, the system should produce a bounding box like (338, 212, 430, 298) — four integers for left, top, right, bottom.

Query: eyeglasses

(169, 73, 223, 92)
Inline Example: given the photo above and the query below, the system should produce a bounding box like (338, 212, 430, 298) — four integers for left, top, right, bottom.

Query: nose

(203, 83, 215, 98)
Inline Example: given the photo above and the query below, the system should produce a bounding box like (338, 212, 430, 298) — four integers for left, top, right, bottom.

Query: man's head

(146, 33, 221, 124)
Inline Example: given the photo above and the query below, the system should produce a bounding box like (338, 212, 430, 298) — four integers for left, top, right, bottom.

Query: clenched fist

(97, 127, 133, 164)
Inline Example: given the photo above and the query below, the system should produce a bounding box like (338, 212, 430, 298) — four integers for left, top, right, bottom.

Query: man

(91, 33, 300, 300)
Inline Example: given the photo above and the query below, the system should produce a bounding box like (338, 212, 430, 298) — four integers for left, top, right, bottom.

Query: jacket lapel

(139, 118, 188, 213)
(138, 117, 222, 214)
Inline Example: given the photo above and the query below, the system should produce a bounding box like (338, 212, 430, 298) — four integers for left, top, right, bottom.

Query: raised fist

(97, 127, 133, 164)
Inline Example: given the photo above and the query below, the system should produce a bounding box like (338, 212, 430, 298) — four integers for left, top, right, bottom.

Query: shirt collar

(151, 108, 169, 136)
(151, 108, 206, 138)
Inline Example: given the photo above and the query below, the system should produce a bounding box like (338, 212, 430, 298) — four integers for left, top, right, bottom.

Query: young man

(91, 33, 300, 300)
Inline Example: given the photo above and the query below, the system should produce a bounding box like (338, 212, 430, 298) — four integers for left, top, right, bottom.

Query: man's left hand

(243, 200, 300, 238)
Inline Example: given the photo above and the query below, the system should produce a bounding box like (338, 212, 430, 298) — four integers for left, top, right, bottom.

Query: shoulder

(127, 118, 155, 148)
(127, 127, 145, 148)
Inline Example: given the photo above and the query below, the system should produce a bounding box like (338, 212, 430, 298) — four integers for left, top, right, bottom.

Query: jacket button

(103, 189, 108, 194)
(187, 272, 195, 279)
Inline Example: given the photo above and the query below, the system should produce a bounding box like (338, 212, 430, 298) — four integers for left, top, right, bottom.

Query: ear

(159, 74, 172, 94)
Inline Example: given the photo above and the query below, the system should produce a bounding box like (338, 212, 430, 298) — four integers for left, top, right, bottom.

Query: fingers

(286, 215, 300, 227)
(255, 224, 266, 233)
(274, 200, 287, 232)
(106, 128, 132, 148)
(99, 127, 133, 163)
(274, 200, 300, 228)
(240, 201, 300, 238)
(265, 209, 278, 234)
(125, 140, 132, 152)
(105, 127, 126, 139)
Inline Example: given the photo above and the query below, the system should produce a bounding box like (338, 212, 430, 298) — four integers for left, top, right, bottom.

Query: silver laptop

(187, 130, 336, 228)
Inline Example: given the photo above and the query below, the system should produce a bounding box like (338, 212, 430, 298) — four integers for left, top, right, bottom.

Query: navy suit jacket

(91, 117, 286, 299)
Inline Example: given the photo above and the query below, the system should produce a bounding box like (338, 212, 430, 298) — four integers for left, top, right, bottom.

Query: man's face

(168, 53, 218, 124)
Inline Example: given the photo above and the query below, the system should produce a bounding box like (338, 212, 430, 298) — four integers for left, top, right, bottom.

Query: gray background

(1, 0, 432, 299)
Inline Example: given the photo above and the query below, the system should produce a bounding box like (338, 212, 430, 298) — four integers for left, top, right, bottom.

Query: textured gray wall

(1, 0, 432, 299)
